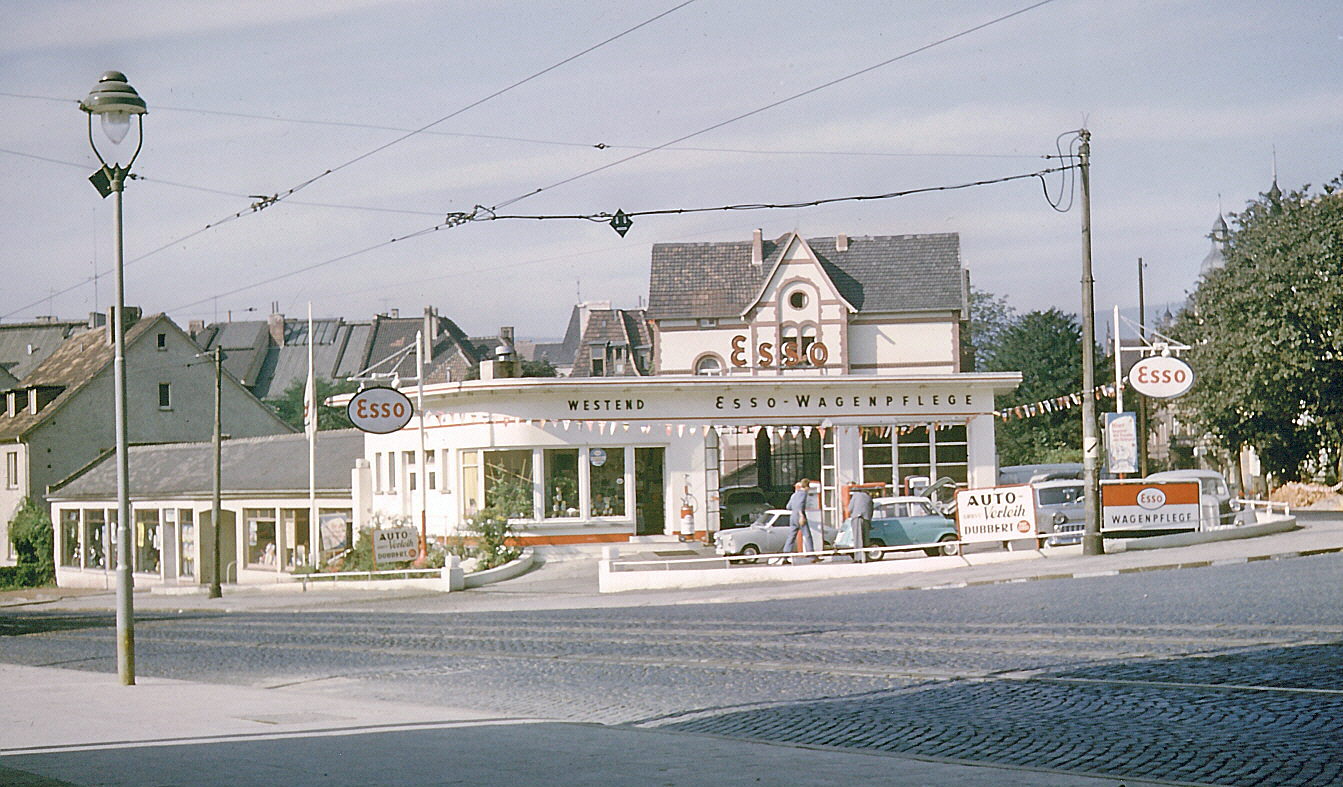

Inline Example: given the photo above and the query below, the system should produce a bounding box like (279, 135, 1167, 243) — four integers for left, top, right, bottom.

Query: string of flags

(414, 412, 971, 437)
(996, 381, 1123, 422)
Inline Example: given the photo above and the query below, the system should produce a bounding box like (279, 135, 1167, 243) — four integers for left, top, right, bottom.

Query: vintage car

(833, 495, 960, 559)
(1033, 478, 1086, 546)
(714, 508, 836, 562)
(1143, 469, 1240, 527)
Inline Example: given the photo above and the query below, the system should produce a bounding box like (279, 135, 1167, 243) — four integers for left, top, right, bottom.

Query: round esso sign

(347, 387, 414, 434)
(1129, 355, 1195, 399)
(1136, 486, 1168, 510)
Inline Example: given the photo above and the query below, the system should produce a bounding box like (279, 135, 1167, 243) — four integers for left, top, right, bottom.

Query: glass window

(245, 508, 277, 566)
(861, 427, 893, 489)
(544, 449, 580, 518)
(135, 509, 160, 573)
(60, 510, 80, 567)
(484, 449, 534, 520)
(85, 510, 106, 569)
(179, 509, 195, 577)
(589, 447, 626, 517)
(158, 382, 172, 409)
(461, 450, 480, 517)
(426, 450, 437, 490)
(695, 355, 724, 375)
(5, 451, 17, 489)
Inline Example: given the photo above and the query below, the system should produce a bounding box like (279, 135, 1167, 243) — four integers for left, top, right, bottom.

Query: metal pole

(1137, 257, 1148, 476)
(111, 170, 135, 684)
(209, 346, 223, 598)
(1079, 130, 1104, 556)
(416, 330, 428, 563)
(1114, 304, 1124, 413)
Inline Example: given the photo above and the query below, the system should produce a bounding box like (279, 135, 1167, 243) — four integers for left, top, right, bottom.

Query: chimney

(188, 319, 205, 336)
(267, 312, 285, 345)
(751, 229, 763, 267)
(422, 307, 437, 364)
(836, 233, 849, 252)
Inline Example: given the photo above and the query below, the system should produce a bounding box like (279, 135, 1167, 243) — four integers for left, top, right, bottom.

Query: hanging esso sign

(1129, 356, 1195, 399)
(347, 387, 414, 433)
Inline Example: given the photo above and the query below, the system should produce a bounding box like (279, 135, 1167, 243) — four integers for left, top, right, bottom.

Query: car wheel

(934, 533, 960, 557)
(864, 540, 885, 561)
(733, 544, 761, 564)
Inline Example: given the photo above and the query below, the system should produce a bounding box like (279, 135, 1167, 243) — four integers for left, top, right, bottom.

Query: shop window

(246, 509, 277, 566)
(60, 510, 80, 567)
(544, 449, 580, 518)
(179, 509, 195, 577)
(461, 450, 480, 517)
(134, 509, 160, 573)
(589, 447, 626, 517)
(861, 427, 894, 490)
(281, 508, 311, 568)
(770, 428, 820, 488)
(85, 510, 107, 569)
(484, 449, 535, 520)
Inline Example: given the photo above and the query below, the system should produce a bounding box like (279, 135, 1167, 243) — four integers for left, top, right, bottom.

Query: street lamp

(81, 70, 147, 686)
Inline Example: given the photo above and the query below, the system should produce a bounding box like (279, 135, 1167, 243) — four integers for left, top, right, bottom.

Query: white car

(714, 509, 836, 562)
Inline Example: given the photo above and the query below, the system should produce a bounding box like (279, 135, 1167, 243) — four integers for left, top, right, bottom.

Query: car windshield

(1038, 486, 1082, 505)
(749, 511, 776, 526)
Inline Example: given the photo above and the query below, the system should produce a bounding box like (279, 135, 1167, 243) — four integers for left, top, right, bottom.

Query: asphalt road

(3, 553, 1341, 786)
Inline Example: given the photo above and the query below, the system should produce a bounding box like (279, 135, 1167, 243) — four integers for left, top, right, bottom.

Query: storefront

(355, 373, 1019, 546)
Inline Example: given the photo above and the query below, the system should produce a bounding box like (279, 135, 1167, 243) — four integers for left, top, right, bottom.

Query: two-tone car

(833, 495, 960, 559)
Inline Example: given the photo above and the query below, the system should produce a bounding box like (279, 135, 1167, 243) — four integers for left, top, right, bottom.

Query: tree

(1174, 175, 1343, 482)
(986, 308, 1087, 465)
(966, 286, 1016, 372)
(265, 377, 357, 432)
(1, 498, 54, 588)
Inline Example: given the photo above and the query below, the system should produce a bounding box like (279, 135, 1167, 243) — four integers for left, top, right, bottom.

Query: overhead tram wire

(487, 0, 1061, 213)
(5, 2, 695, 322)
(168, 0, 1064, 315)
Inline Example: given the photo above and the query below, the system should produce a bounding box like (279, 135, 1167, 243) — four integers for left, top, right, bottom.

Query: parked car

(1143, 469, 1239, 527)
(998, 463, 1083, 485)
(833, 496, 960, 559)
(714, 509, 838, 563)
(1032, 479, 1086, 546)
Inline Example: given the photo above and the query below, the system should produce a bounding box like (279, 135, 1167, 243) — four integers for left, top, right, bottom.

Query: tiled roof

(0, 315, 168, 440)
(647, 233, 964, 319)
(50, 429, 365, 499)
(0, 320, 86, 382)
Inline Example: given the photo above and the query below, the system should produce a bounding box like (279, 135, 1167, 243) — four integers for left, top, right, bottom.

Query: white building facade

(355, 231, 1020, 547)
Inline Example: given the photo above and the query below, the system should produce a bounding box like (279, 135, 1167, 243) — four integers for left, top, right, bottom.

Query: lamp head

(80, 71, 147, 145)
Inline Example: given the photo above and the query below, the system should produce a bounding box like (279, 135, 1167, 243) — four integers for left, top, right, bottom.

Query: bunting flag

(996, 382, 1123, 422)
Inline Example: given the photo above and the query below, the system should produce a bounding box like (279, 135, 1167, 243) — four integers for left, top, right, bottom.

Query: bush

(4, 498, 55, 588)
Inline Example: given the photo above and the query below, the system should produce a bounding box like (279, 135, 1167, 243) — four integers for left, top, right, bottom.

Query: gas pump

(679, 477, 696, 541)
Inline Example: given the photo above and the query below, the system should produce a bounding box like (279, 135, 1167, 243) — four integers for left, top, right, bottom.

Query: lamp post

(81, 71, 147, 686)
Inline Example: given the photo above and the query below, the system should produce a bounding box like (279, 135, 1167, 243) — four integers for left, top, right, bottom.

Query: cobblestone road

(3, 554, 1340, 786)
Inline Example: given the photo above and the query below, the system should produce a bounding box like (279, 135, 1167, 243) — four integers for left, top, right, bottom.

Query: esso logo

(1136, 487, 1168, 510)
(347, 387, 414, 434)
(1129, 356, 1195, 398)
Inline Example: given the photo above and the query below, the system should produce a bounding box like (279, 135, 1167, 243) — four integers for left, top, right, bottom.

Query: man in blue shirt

(845, 484, 874, 563)
(784, 479, 815, 563)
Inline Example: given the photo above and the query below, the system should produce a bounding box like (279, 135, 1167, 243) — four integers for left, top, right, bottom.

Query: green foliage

(984, 308, 1096, 466)
(521, 358, 558, 377)
(265, 376, 357, 432)
(444, 463, 527, 570)
(1174, 174, 1343, 481)
(3, 498, 54, 588)
(966, 286, 1016, 372)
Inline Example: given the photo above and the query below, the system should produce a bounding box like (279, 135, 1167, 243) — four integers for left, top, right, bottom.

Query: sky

(3, 0, 1341, 341)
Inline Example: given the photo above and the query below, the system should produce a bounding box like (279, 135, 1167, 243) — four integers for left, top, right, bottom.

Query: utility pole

(209, 346, 223, 598)
(1079, 129, 1104, 556)
(1137, 257, 1148, 476)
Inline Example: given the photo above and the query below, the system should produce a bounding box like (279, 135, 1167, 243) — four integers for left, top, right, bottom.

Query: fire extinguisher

(680, 481, 696, 541)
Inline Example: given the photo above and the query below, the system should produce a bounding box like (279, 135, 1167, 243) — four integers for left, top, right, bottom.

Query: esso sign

(1136, 487, 1167, 510)
(1129, 356, 1195, 399)
(347, 387, 414, 433)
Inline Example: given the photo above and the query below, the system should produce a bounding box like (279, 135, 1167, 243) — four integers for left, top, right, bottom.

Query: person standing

(845, 484, 874, 563)
(783, 479, 814, 563)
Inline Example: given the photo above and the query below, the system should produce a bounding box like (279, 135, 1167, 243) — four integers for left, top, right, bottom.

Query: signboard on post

(347, 387, 414, 434)
(1101, 481, 1199, 532)
(1129, 356, 1195, 399)
(955, 485, 1037, 543)
(1105, 411, 1139, 475)
(373, 526, 419, 563)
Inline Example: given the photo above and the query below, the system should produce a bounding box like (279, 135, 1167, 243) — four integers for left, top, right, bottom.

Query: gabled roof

(571, 308, 651, 377)
(49, 429, 365, 499)
(647, 232, 965, 320)
(741, 232, 856, 317)
(0, 314, 172, 441)
(0, 319, 88, 382)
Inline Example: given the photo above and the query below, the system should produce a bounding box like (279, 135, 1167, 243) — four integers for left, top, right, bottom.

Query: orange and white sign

(955, 485, 1037, 543)
(1101, 481, 1199, 531)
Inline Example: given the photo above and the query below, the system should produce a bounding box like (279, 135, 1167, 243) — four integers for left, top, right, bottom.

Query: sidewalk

(0, 661, 1171, 787)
